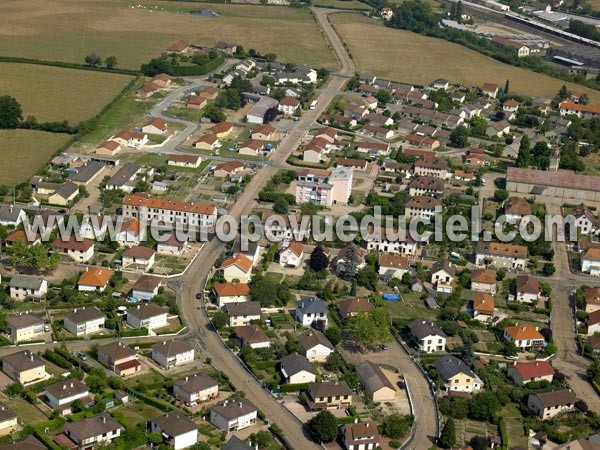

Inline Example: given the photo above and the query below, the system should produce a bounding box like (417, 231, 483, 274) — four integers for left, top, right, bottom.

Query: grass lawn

(8, 396, 48, 425)
(329, 13, 600, 101)
(313, 0, 370, 10)
(114, 401, 163, 427)
(0, 129, 71, 187)
(0, 0, 337, 70)
(0, 63, 132, 123)
(500, 404, 528, 448)
(385, 291, 437, 321)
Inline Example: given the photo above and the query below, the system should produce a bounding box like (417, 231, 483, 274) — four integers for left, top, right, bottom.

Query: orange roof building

(220, 254, 253, 282)
(503, 323, 545, 350)
(78, 267, 114, 292)
(473, 293, 494, 321)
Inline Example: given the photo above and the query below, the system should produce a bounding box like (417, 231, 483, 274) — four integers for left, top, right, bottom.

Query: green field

(0, 63, 133, 123)
(0, 0, 337, 70)
(313, 0, 370, 10)
(330, 12, 600, 101)
(0, 130, 71, 186)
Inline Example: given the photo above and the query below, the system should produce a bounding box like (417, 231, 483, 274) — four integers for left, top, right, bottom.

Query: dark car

(196, 293, 203, 300)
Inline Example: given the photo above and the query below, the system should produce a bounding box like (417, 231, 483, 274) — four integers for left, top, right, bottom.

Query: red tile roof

(79, 267, 113, 287)
(511, 360, 554, 379)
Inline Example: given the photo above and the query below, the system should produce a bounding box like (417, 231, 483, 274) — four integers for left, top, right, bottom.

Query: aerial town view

(6, 0, 600, 449)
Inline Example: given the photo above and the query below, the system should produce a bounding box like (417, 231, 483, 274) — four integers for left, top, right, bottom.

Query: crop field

(0, 130, 71, 187)
(313, 0, 370, 10)
(330, 13, 600, 101)
(0, 0, 337, 70)
(0, 63, 133, 123)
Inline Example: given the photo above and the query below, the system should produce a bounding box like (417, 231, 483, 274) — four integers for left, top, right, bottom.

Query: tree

(105, 56, 118, 69)
(84, 53, 102, 67)
(0, 96, 23, 129)
(516, 134, 531, 168)
(202, 104, 227, 123)
(356, 266, 378, 291)
(306, 411, 338, 443)
(212, 311, 228, 330)
(469, 436, 490, 450)
(346, 309, 391, 349)
(325, 327, 341, 346)
(272, 196, 289, 214)
(71, 399, 85, 413)
(309, 246, 329, 272)
(468, 392, 499, 422)
(450, 126, 469, 148)
(504, 79, 510, 95)
(249, 277, 281, 307)
(324, 351, 345, 372)
(148, 431, 163, 447)
(376, 89, 392, 104)
(86, 374, 107, 394)
(382, 414, 414, 439)
(580, 93, 589, 105)
(469, 116, 488, 137)
(494, 189, 509, 201)
(438, 418, 456, 449)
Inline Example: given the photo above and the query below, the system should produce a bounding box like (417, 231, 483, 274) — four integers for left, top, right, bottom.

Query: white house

(430, 260, 455, 294)
(6, 313, 44, 343)
(151, 413, 198, 450)
(470, 269, 497, 295)
(235, 325, 272, 349)
(515, 274, 539, 303)
(127, 303, 168, 331)
(295, 298, 328, 329)
(141, 118, 168, 135)
(77, 267, 113, 292)
(503, 324, 545, 351)
(63, 413, 124, 449)
(9, 275, 48, 300)
(297, 329, 334, 362)
(433, 355, 483, 393)
(475, 241, 528, 270)
(378, 254, 408, 280)
(44, 379, 91, 414)
(407, 319, 447, 353)
(344, 421, 380, 450)
(0, 405, 17, 432)
(573, 204, 600, 235)
(131, 275, 162, 301)
(220, 253, 253, 283)
(226, 302, 261, 327)
(151, 340, 195, 369)
(212, 282, 251, 307)
(279, 242, 304, 268)
(63, 307, 105, 337)
(210, 398, 257, 432)
(582, 248, 600, 276)
(281, 353, 317, 384)
(122, 246, 155, 271)
(527, 389, 576, 419)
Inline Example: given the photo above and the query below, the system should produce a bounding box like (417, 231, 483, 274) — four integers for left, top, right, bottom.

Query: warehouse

(506, 167, 600, 201)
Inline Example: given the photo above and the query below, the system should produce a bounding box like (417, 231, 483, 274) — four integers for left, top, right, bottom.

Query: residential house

(220, 253, 253, 283)
(173, 373, 219, 405)
(0, 436, 46, 450)
(210, 398, 257, 431)
(44, 379, 92, 415)
(414, 155, 450, 179)
(0, 205, 26, 227)
(223, 437, 253, 450)
(404, 134, 440, 150)
(68, 161, 105, 186)
(2, 350, 46, 384)
(408, 176, 444, 197)
(131, 275, 162, 301)
(527, 389, 576, 419)
(492, 36, 530, 57)
(503, 324, 545, 350)
(405, 195, 441, 220)
(235, 325, 272, 349)
(297, 328, 334, 362)
(503, 99, 521, 112)
(150, 413, 198, 450)
(104, 163, 141, 193)
(167, 40, 188, 53)
(470, 269, 497, 295)
(51, 237, 95, 262)
(505, 197, 532, 223)
(507, 361, 555, 386)
(278, 97, 300, 115)
(582, 248, 600, 276)
(252, 124, 277, 141)
(587, 310, 600, 335)
(355, 141, 390, 156)
(9, 275, 48, 300)
(344, 421, 380, 450)
(214, 160, 245, 178)
(6, 313, 44, 343)
(303, 381, 352, 410)
(407, 319, 447, 352)
(473, 293, 495, 322)
(355, 361, 396, 401)
(515, 274, 540, 303)
(137, 81, 160, 98)
(431, 260, 456, 294)
(296, 298, 328, 329)
(434, 355, 483, 393)
(481, 83, 499, 98)
(187, 95, 207, 109)
(62, 413, 124, 449)
(315, 127, 338, 143)
(142, 118, 168, 135)
(337, 158, 368, 171)
(115, 218, 146, 247)
(48, 181, 79, 206)
(339, 298, 373, 320)
(63, 307, 105, 337)
(112, 130, 148, 148)
(77, 267, 113, 292)
(192, 134, 220, 151)
(0, 405, 17, 432)
(226, 302, 261, 327)
(127, 303, 168, 331)
(4, 229, 41, 248)
(157, 234, 187, 257)
(210, 122, 233, 139)
(168, 154, 202, 168)
(97, 342, 141, 376)
(213, 282, 251, 307)
(378, 254, 408, 280)
(94, 140, 121, 156)
(486, 120, 511, 138)
(152, 73, 172, 87)
(475, 241, 528, 270)
(280, 353, 317, 384)
(574, 204, 600, 235)
(238, 139, 263, 156)
(122, 246, 155, 271)
(585, 287, 600, 314)
(151, 340, 195, 369)
(279, 241, 304, 268)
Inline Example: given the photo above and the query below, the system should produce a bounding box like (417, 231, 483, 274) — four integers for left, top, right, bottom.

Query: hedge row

(0, 55, 138, 75)
(279, 383, 308, 393)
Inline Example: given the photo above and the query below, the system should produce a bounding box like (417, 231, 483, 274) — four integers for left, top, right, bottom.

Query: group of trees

(215, 75, 253, 110)
(84, 53, 118, 69)
(6, 240, 59, 271)
(345, 308, 391, 350)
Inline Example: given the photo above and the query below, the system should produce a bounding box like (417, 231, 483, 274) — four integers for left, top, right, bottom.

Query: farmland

(0, 0, 337, 71)
(0, 130, 71, 186)
(0, 63, 133, 123)
(330, 13, 600, 101)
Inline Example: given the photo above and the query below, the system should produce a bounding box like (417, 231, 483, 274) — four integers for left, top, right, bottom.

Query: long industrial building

(506, 167, 600, 201)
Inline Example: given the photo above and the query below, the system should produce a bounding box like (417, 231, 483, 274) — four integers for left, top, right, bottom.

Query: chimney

(63, 384, 66, 390)
(354, 418, 358, 424)
(185, 376, 189, 381)
(102, 416, 106, 424)
(239, 402, 243, 408)
(137, 305, 140, 310)
(366, 423, 370, 428)
(30, 354, 34, 362)
(70, 382, 73, 388)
